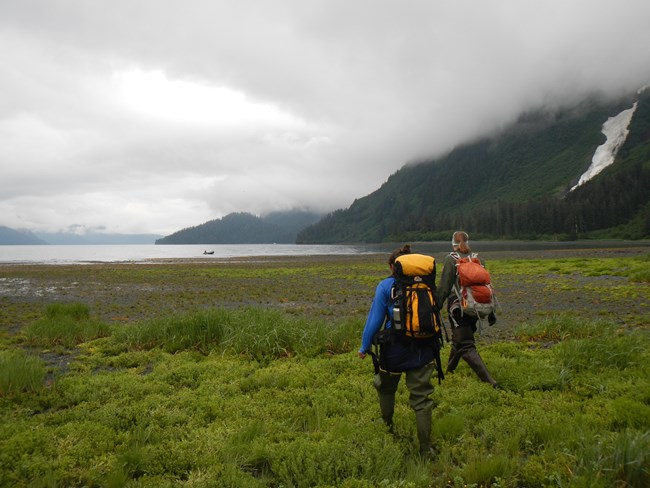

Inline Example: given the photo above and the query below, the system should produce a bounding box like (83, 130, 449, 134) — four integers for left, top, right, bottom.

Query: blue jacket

(360, 276, 436, 372)
(360, 276, 395, 354)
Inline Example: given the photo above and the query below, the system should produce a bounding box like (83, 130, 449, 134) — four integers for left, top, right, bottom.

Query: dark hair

(452, 231, 471, 254)
(388, 244, 411, 267)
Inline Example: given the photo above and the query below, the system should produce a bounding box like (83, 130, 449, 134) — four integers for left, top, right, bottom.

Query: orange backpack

(451, 252, 498, 325)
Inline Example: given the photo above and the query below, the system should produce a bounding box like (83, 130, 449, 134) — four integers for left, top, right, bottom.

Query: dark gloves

(488, 312, 497, 326)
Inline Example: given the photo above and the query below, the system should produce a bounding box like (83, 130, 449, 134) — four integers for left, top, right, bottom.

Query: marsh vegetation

(1, 249, 649, 487)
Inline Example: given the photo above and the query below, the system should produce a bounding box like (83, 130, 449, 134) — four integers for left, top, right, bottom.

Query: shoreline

(1, 240, 648, 266)
(1, 245, 648, 267)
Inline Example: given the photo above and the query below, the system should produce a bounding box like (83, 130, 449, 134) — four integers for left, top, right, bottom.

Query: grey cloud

(1, 0, 649, 234)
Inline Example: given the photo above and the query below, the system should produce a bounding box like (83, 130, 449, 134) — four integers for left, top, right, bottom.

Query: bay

(0, 240, 648, 265)
(0, 244, 373, 265)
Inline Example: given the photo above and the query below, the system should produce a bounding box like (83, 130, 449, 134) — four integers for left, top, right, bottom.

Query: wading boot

(378, 393, 395, 432)
(464, 349, 498, 386)
(446, 348, 461, 374)
(415, 409, 432, 460)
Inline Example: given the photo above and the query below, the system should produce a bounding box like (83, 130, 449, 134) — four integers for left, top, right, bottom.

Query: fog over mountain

(297, 90, 650, 243)
(1, 1, 650, 236)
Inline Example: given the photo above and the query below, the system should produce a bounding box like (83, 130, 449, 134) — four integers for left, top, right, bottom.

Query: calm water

(0, 240, 648, 265)
(0, 244, 374, 265)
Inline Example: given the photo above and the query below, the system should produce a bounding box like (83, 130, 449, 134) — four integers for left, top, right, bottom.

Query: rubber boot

(464, 349, 497, 386)
(446, 344, 461, 373)
(415, 409, 432, 459)
(378, 393, 395, 431)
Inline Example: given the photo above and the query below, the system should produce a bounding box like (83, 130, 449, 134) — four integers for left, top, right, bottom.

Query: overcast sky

(1, 1, 649, 236)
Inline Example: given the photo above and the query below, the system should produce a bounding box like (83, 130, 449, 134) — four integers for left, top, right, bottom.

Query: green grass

(1, 253, 649, 487)
(490, 253, 650, 281)
(109, 307, 361, 360)
(22, 302, 111, 349)
(45, 302, 91, 321)
(0, 349, 46, 395)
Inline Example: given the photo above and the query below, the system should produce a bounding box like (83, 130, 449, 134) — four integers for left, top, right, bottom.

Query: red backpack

(451, 252, 498, 326)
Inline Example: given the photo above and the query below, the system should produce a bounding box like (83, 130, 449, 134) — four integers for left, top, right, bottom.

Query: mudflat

(1, 246, 648, 344)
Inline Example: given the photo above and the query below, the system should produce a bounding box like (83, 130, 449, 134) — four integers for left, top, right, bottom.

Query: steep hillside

(156, 210, 322, 244)
(0, 226, 47, 245)
(297, 91, 650, 243)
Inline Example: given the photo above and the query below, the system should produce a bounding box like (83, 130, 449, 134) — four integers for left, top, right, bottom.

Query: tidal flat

(1, 248, 649, 487)
(1, 247, 648, 338)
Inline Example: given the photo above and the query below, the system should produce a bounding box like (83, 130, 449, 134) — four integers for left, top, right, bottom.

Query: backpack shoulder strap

(449, 252, 463, 302)
(390, 283, 401, 301)
(468, 252, 479, 264)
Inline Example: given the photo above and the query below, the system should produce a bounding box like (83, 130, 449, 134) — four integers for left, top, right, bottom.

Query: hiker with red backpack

(358, 244, 444, 460)
(436, 231, 501, 389)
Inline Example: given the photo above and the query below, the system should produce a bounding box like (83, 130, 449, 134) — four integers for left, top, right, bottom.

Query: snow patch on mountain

(570, 102, 637, 191)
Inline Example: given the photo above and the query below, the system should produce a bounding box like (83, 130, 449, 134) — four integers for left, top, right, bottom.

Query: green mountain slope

(155, 210, 322, 244)
(297, 91, 650, 243)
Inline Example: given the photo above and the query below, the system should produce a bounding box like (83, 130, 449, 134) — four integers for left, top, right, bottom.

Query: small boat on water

(203, 250, 214, 255)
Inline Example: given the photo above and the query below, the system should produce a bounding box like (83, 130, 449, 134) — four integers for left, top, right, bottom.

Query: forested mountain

(0, 226, 47, 245)
(6, 92, 648, 246)
(155, 210, 322, 244)
(297, 90, 650, 243)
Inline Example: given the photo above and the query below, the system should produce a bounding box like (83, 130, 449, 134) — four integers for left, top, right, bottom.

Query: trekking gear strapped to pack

(391, 253, 443, 341)
(450, 252, 499, 330)
(391, 253, 445, 382)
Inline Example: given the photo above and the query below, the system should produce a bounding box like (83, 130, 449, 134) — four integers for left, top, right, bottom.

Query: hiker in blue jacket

(358, 244, 437, 459)
(436, 231, 500, 388)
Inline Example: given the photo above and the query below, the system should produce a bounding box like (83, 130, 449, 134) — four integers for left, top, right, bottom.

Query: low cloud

(1, 0, 649, 234)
